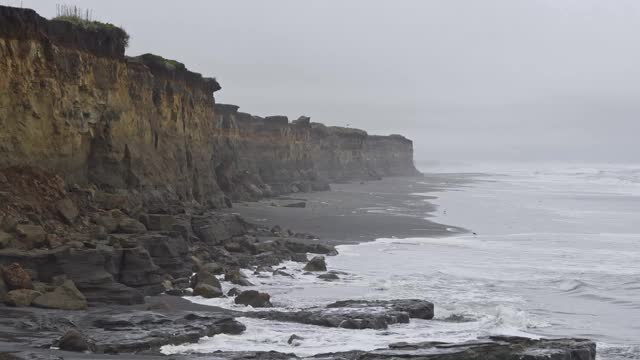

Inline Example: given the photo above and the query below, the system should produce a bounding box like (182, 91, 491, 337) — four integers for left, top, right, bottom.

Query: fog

(15, 0, 640, 163)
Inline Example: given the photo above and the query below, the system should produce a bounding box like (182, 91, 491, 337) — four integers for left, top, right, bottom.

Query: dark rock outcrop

(235, 290, 273, 308)
(327, 299, 434, 320)
(57, 329, 93, 352)
(249, 308, 410, 330)
(303, 256, 327, 272)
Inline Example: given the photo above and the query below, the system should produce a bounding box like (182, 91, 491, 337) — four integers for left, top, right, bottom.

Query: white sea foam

(172, 163, 640, 359)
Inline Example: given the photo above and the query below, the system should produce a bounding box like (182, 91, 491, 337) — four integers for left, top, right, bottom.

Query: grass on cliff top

(139, 53, 187, 72)
(52, 4, 130, 47)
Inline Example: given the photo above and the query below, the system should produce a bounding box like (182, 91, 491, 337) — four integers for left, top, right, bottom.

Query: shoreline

(0, 174, 598, 360)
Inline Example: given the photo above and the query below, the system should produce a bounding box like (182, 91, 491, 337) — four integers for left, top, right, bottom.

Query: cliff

(0, 5, 419, 209)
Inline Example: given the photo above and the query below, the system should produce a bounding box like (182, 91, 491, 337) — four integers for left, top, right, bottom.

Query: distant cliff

(0, 6, 420, 210)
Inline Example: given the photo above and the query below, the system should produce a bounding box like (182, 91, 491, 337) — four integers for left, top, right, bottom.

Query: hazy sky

(13, 0, 640, 163)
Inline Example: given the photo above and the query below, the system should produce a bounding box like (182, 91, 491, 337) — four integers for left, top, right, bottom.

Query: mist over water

(164, 162, 640, 359)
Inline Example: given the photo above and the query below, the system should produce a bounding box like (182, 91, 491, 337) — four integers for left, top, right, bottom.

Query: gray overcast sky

(13, 0, 640, 163)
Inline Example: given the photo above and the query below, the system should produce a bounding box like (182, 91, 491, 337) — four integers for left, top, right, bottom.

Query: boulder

(55, 198, 79, 224)
(193, 284, 223, 298)
(58, 329, 93, 352)
(2, 263, 32, 290)
(224, 269, 254, 286)
(283, 239, 337, 256)
(0, 230, 14, 248)
(318, 273, 339, 281)
(192, 270, 221, 289)
(249, 308, 408, 329)
(288, 334, 304, 345)
(32, 280, 88, 310)
(235, 290, 273, 308)
(116, 218, 147, 234)
(15, 224, 46, 249)
(303, 256, 327, 272)
(5, 289, 41, 307)
(327, 299, 434, 320)
(227, 287, 242, 297)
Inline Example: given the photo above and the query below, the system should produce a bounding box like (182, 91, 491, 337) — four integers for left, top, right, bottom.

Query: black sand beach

(227, 175, 470, 245)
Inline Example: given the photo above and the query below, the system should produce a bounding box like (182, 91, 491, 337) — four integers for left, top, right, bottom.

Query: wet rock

(273, 269, 294, 278)
(235, 290, 273, 308)
(327, 299, 434, 320)
(58, 329, 93, 352)
(32, 280, 87, 310)
(193, 284, 223, 298)
(2, 263, 32, 290)
(116, 217, 147, 233)
(249, 308, 408, 330)
(165, 288, 189, 296)
(288, 334, 304, 345)
(284, 202, 306, 208)
(224, 236, 256, 253)
(193, 270, 222, 289)
(227, 287, 241, 297)
(303, 256, 327, 272)
(15, 224, 46, 249)
(283, 239, 337, 256)
(317, 273, 339, 281)
(84, 309, 246, 353)
(55, 198, 79, 224)
(224, 269, 254, 286)
(5, 289, 41, 307)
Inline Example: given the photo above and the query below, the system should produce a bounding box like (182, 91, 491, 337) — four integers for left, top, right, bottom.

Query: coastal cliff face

(0, 6, 419, 208)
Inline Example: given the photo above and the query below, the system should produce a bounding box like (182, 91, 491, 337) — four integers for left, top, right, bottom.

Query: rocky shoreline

(0, 172, 597, 359)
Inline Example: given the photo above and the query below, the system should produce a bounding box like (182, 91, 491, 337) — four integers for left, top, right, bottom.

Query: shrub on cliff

(52, 4, 129, 48)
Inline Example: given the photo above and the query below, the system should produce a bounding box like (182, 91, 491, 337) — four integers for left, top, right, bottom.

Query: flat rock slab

(0, 300, 245, 355)
(247, 308, 410, 330)
(189, 336, 595, 360)
(326, 299, 434, 320)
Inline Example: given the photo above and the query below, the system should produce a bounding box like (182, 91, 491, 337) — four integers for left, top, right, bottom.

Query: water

(163, 162, 640, 359)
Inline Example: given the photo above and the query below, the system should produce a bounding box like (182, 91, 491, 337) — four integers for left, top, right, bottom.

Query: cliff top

(128, 53, 221, 93)
(0, 5, 128, 58)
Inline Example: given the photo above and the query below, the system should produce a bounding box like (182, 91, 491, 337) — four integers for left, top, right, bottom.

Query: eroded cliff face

(212, 105, 420, 199)
(0, 5, 419, 209)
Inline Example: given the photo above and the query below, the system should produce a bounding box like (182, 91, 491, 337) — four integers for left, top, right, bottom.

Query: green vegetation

(52, 4, 130, 48)
(139, 53, 187, 71)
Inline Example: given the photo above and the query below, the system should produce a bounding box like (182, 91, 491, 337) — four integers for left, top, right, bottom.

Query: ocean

(163, 162, 640, 359)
